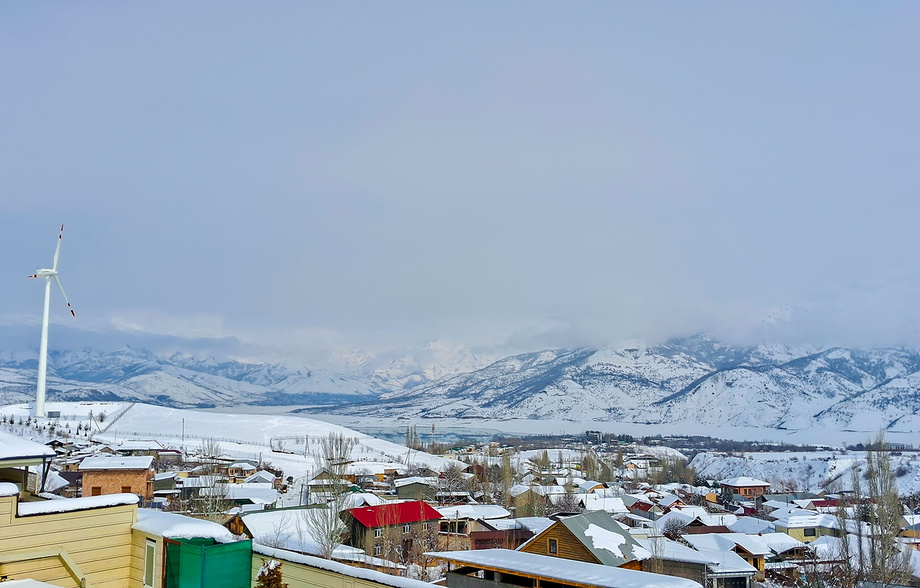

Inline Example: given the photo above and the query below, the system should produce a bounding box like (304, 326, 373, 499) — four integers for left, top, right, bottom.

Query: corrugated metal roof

(347, 500, 441, 528)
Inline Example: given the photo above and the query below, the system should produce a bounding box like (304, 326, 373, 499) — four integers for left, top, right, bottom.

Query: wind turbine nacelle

(29, 269, 57, 279)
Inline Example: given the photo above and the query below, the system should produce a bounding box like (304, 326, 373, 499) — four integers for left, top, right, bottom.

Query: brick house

(343, 500, 441, 560)
(79, 455, 155, 500)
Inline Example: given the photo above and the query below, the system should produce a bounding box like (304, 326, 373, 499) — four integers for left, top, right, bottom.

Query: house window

(804, 528, 817, 537)
(423, 522, 429, 530)
(91, 486, 102, 496)
(374, 527, 383, 538)
(549, 539, 558, 554)
(122, 486, 132, 493)
(403, 523, 411, 534)
(144, 539, 156, 588)
(374, 544, 382, 556)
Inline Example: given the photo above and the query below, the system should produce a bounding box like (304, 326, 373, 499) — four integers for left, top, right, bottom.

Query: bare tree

(863, 434, 911, 585)
(438, 462, 469, 503)
(831, 434, 912, 588)
(661, 517, 688, 541)
(299, 432, 356, 559)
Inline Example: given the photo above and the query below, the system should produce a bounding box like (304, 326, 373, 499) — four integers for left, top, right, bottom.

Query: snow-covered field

(295, 411, 917, 448)
(691, 450, 920, 495)
(0, 402, 455, 481)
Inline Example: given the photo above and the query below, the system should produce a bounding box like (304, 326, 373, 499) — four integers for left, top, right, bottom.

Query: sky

(1, 3, 919, 360)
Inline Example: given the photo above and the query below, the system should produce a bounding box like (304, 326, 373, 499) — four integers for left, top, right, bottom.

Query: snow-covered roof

(579, 480, 605, 493)
(0, 482, 20, 497)
(79, 455, 154, 471)
(658, 494, 683, 508)
(42, 469, 70, 493)
(199, 483, 278, 504)
(684, 533, 770, 557)
(582, 495, 628, 514)
(244, 470, 277, 484)
(729, 516, 776, 534)
(772, 508, 840, 530)
(341, 492, 385, 509)
(392, 476, 437, 488)
(19, 493, 139, 516)
(109, 440, 165, 451)
(513, 517, 554, 534)
(0, 430, 56, 463)
(719, 477, 770, 488)
(760, 532, 807, 555)
(253, 543, 431, 588)
(133, 508, 235, 542)
(438, 504, 510, 520)
(637, 538, 756, 575)
(428, 549, 704, 588)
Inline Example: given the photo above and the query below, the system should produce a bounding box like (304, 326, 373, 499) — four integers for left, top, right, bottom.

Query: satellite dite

(28, 224, 75, 418)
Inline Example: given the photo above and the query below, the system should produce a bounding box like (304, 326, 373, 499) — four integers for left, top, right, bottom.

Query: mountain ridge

(1, 335, 919, 433)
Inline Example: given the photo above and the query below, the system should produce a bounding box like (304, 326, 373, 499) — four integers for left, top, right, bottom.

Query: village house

(719, 477, 771, 501)
(79, 454, 155, 501)
(394, 476, 437, 500)
(684, 533, 770, 581)
(519, 510, 648, 569)
(226, 460, 258, 482)
(468, 517, 545, 551)
(342, 500, 442, 561)
(436, 504, 512, 550)
(770, 507, 843, 543)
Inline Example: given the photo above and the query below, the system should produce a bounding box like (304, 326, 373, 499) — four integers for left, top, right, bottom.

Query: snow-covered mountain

(0, 350, 363, 409)
(307, 336, 920, 434)
(3, 335, 920, 435)
(0, 339, 499, 409)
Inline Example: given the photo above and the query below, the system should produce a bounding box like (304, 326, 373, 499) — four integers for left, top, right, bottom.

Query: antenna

(28, 224, 76, 418)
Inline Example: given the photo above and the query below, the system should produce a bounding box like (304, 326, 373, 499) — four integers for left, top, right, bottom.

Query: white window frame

(374, 527, 383, 538)
(144, 539, 156, 588)
(403, 523, 411, 534)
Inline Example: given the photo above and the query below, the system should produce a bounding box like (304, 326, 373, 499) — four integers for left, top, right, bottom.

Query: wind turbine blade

(52, 275, 75, 317)
(52, 224, 64, 271)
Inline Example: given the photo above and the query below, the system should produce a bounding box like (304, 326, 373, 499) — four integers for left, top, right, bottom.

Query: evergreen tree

(255, 559, 288, 588)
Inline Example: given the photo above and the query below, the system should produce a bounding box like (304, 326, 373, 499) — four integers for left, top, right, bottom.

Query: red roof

(348, 500, 442, 528)
(809, 499, 839, 509)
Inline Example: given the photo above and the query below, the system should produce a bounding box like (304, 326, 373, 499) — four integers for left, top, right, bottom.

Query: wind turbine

(28, 224, 75, 418)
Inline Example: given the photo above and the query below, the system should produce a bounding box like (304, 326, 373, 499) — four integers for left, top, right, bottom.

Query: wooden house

(519, 510, 647, 569)
(719, 477, 771, 501)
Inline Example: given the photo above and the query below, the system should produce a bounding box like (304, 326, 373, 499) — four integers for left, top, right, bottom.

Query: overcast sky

(2, 3, 919, 357)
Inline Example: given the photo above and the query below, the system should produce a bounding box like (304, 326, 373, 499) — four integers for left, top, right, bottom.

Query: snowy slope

(690, 451, 920, 495)
(313, 337, 920, 434)
(0, 402, 455, 480)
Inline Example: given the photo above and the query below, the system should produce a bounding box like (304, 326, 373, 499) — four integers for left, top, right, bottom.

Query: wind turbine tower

(28, 225, 75, 418)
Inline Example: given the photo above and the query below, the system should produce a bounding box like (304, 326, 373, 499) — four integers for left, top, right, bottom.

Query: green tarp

(164, 537, 252, 588)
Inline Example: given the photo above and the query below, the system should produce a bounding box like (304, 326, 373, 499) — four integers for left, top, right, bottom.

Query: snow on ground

(691, 450, 920, 495)
(0, 402, 456, 481)
(301, 412, 917, 448)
